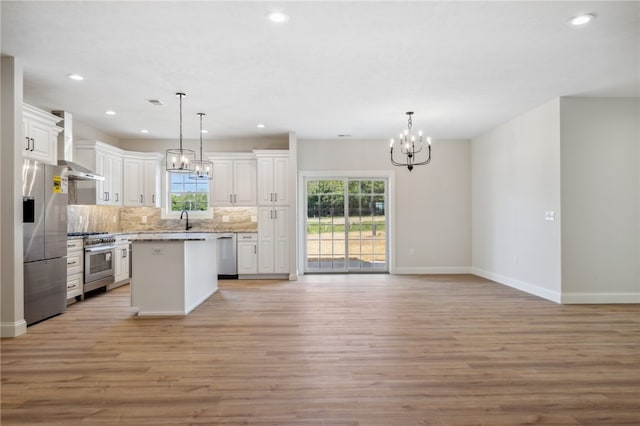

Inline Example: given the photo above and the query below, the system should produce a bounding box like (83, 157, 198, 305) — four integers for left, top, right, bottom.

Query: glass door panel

(305, 178, 387, 273)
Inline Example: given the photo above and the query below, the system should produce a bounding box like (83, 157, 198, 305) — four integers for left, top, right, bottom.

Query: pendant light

(166, 92, 196, 173)
(190, 113, 214, 180)
(389, 111, 432, 172)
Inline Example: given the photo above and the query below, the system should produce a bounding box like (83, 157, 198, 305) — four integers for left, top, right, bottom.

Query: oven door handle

(85, 245, 117, 253)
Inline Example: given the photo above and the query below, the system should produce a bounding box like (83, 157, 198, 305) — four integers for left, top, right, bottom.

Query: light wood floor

(2, 275, 639, 425)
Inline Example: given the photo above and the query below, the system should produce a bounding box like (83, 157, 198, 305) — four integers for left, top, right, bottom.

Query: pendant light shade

(166, 92, 196, 173)
(189, 113, 214, 180)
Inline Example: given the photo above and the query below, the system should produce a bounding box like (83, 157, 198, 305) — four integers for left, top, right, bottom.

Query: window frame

(161, 171, 213, 219)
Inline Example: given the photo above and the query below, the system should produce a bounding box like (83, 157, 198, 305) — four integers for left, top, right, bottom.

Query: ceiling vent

(146, 99, 165, 106)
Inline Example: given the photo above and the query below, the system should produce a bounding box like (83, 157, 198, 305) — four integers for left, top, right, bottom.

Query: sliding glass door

(305, 178, 388, 273)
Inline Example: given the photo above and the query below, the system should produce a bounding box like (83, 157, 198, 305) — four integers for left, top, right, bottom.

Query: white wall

(298, 138, 471, 273)
(560, 97, 639, 302)
(471, 99, 562, 302)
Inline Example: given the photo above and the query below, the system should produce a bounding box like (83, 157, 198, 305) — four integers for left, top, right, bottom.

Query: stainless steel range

(69, 232, 116, 293)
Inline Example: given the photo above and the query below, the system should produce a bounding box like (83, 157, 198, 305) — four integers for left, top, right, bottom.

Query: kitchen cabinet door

(123, 157, 144, 205)
(257, 206, 289, 274)
(237, 241, 258, 274)
(211, 159, 256, 206)
(256, 154, 288, 206)
(23, 104, 62, 165)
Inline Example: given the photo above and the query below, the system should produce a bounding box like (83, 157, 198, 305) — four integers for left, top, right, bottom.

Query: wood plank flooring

(2, 274, 639, 425)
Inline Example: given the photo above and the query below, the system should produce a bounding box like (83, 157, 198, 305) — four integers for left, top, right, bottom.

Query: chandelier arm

(411, 146, 432, 166)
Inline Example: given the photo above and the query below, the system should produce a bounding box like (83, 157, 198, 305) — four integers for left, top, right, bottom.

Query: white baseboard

(0, 320, 27, 338)
(392, 266, 472, 274)
(471, 267, 562, 303)
(561, 292, 640, 304)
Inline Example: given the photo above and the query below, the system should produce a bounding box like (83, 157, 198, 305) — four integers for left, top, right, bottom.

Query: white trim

(392, 266, 472, 274)
(471, 267, 562, 303)
(561, 292, 640, 304)
(0, 320, 27, 338)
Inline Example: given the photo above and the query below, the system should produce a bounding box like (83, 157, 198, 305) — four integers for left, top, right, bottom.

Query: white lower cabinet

(258, 207, 289, 274)
(66, 239, 84, 301)
(237, 233, 258, 275)
(114, 237, 130, 285)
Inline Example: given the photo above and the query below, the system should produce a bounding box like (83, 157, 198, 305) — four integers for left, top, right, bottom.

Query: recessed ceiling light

(67, 73, 84, 81)
(568, 13, 596, 26)
(140, 129, 149, 134)
(200, 129, 209, 134)
(257, 123, 266, 128)
(338, 134, 352, 138)
(105, 110, 116, 116)
(146, 99, 165, 106)
(266, 11, 289, 23)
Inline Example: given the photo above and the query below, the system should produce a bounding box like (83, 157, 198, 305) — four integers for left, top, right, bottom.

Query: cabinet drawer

(66, 275, 82, 299)
(67, 253, 83, 276)
(237, 233, 258, 241)
(67, 239, 83, 250)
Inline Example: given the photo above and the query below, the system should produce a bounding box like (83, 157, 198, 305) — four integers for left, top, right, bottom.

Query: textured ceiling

(2, 1, 638, 142)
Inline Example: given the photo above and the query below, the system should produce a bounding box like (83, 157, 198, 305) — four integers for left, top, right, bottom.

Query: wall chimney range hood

(58, 160, 105, 181)
(52, 110, 104, 181)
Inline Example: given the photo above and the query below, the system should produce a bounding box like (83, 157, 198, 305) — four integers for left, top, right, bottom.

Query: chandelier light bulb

(390, 138, 394, 148)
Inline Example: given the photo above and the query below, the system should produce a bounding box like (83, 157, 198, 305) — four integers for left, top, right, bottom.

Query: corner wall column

(1, 56, 27, 337)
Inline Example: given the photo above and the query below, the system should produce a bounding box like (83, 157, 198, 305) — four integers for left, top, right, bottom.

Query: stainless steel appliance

(23, 159, 68, 325)
(83, 234, 116, 293)
(216, 233, 238, 278)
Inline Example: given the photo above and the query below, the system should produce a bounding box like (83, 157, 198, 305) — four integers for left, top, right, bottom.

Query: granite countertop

(131, 232, 217, 241)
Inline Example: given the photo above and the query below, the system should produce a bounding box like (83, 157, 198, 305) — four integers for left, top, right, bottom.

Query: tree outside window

(169, 173, 209, 212)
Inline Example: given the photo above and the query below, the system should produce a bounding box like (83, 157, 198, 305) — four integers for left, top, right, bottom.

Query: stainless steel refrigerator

(23, 159, 68, 325)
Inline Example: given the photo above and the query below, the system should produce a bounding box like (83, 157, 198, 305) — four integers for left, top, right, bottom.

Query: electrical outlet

(112, 215, 116, 223)
(151, 247, 163, 255)
(79, 215, 83, 224)
(142, 215, 147, 223)
(222, 215, 230, 223)
(251, 215, 257, 222)
(409, 248, 415, 256)
(514, 255, 519, 264)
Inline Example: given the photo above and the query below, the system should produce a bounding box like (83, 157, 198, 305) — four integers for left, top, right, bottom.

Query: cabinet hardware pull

(230, 194, 233, 203)
(254, 245, 257, 254)
(270, 193, 273, 202)
(140, 194, 143, 203)
(274, 210, 278, 219)
(115, 193, 119, 202)
(152, 194, 155, 203)
(104, 191, 109, 201)
(275, 193, 278, 202)
(67, 260, 77, 265)
(29, 138, 35, 151)
(25, 137, 30, 150)
(270, 210, 273, 219)
(123, 249, 127, 258)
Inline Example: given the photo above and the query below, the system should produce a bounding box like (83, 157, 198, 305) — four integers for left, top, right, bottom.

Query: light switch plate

(251, 215, 257, 222)
(222, 215, 230, 223)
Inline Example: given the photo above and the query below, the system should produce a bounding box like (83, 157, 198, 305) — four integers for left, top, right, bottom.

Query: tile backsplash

(68, 205, 258, 233)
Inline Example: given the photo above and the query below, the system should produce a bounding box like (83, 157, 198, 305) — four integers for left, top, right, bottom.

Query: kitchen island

(130, 233, 217, 316)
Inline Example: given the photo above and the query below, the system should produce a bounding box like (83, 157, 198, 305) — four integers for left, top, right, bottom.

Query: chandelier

(389, 111, 432, 171)
(166, 92, 196, 173)
(190, 113, 213, 180)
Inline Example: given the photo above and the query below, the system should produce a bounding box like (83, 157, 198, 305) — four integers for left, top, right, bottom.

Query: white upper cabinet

(74, 141, 123, 205)
(255, 151, 289, 206)
(209, 155, 257, 206)
(123, 153, 162, 207)
(22, 103, 62, 165)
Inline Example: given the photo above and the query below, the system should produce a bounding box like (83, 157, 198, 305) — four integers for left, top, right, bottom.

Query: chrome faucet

(180, 210, 192, 231)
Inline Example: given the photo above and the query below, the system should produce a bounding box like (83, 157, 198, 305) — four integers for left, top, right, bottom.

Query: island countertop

(130, 232, 218, 241)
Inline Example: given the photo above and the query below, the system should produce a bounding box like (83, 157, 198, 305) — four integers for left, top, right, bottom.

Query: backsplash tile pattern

(67, 205, 120, 233)
(68, 205, 258, 233)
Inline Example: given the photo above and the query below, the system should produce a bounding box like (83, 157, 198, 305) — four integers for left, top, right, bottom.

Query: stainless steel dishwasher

(216, 233, 238, 278)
